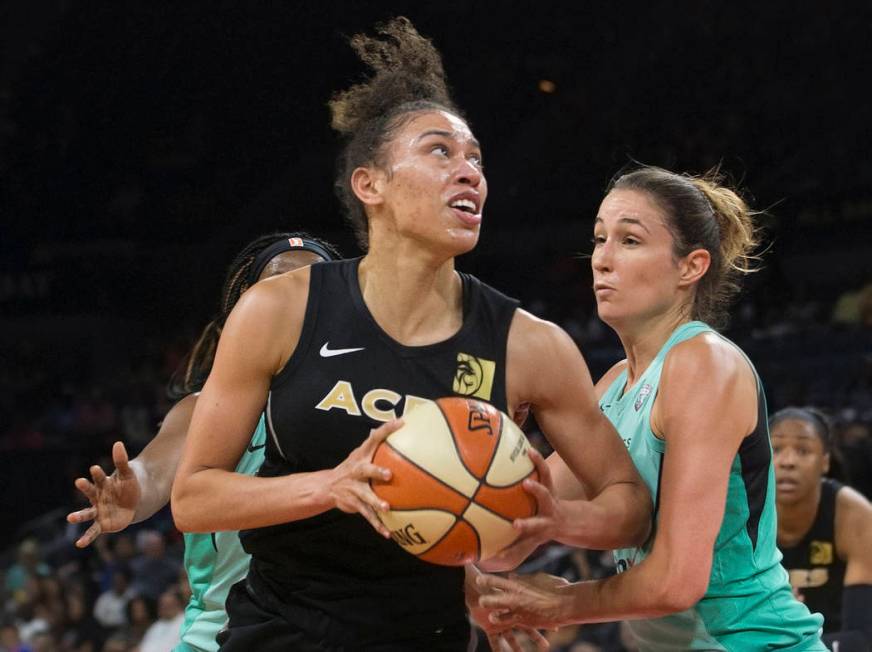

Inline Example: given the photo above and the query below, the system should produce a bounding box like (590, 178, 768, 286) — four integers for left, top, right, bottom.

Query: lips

(447, 190, 482, 226)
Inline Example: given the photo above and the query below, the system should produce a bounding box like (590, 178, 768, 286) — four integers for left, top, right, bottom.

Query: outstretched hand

(66, 441, 142, 548)
(476, 572, 573, 632)
(480, 448, 564, 572)
(328, 419, 403, 538)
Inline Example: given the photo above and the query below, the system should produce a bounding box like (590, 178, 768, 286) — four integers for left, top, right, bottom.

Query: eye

(591, 235, 606, 246)
(467, 152, 484, 168)
(622, 236, 640, 246)
(431, 144, 449, 157)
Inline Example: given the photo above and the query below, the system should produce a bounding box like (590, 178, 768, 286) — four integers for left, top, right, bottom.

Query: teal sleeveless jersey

(174, 416, 268, 652)
(601, 321, 824, 651)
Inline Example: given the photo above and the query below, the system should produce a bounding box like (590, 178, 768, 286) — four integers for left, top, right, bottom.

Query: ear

(822, 451, 831, 475)
(677, 248, 711, 287)
(350, 166, 386, 208)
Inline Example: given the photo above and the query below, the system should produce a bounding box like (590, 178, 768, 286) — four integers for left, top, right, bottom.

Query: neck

(358, 242, 462, 346)
(776, 483, 822, 546)
(614, 308, 689, 389)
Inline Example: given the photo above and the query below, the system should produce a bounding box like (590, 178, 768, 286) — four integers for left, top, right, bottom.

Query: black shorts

(217, 569, 474, 652)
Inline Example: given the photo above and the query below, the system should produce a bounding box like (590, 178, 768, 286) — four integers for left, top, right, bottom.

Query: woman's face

(591, 188, 689, 328)
(772, 418, 829, 506)
(366, 110, 486, 257)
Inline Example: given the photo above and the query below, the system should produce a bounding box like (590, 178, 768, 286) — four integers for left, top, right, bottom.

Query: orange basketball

(370, 396, 538, 566)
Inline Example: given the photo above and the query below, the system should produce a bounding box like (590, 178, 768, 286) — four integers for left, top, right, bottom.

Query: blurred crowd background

(2, 2, 871, 651)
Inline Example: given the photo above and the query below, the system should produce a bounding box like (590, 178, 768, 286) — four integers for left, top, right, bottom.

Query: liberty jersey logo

(453, 352, 495, 401)
(634, 383, 653, 411)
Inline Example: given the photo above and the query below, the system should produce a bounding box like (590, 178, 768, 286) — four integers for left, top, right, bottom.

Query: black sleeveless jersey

(780, 478, 847, 633)
(239, 258, 519, 644)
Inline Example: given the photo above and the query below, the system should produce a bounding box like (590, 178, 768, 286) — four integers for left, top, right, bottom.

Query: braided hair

(167, 232, 340, 399)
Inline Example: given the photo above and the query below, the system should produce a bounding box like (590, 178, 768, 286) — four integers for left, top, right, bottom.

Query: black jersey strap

(822, 584, 872, 651)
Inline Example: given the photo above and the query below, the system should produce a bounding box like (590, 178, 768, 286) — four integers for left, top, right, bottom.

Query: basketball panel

(386, 400, 479, 498)
(485, 418, 535, 487)
(462, 502, 519, 562)
(437, 397, 502, 479)
(371, 443, 469, 515)
(418, 520, 480, 566)
(474, 468, 538, 521)
(378, 508, 456, 556)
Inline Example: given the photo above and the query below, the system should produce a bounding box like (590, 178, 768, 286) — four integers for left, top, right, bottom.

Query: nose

(592, 238, 612, 273)
(454, 157, 482, 188)
(776, 450, 796, 469)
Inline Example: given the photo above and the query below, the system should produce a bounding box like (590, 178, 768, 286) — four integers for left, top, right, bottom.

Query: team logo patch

(453, 353, 495, 401)
(634, 383, 653, 411)
(809, 541, 833, 565)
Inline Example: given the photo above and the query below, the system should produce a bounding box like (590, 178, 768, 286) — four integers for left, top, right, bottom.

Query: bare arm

(507, 311, 650, 550)
(837, 487, 872, 586)
(66, 395, 198, 547)
(481, 334, 757, 625)
(171, 269, 395, 535)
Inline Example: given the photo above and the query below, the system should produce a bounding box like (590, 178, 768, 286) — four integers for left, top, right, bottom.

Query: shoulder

(509, 309, 574, 350)
(836, 485, 872, 554)
(662, 332, 751, 386)
(655, 331, 757, 438)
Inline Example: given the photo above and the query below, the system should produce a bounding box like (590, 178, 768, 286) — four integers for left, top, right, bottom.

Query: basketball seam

(422, 517, 481, 564)
(435, 398, 498, 486)
(463, 500, 516, 525)
(381, 441, 474, 510)
(480, 408, 503, 484)
(472, 468, 538, 521)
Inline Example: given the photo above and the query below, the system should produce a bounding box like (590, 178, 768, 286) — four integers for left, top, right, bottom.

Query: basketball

(370, 397, 538, 566)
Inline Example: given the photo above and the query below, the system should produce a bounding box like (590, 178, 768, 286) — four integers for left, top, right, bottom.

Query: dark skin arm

(66, 394, 198, 547)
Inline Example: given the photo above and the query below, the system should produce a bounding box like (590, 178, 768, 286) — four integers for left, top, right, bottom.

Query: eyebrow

(594, 216, 651, 233)
(416, 129, 481, 151)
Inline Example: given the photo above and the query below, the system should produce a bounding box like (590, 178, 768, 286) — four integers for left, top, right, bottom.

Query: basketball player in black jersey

(773, 407, 872, 650)
(172, 18, 651, 652)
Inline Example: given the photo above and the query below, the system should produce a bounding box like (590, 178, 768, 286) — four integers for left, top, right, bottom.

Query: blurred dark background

(1, 2, 871, 650)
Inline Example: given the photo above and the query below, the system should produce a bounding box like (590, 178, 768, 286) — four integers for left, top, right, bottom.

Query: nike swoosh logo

(247, 443, 266, 453)
(320, 342, 365, 357)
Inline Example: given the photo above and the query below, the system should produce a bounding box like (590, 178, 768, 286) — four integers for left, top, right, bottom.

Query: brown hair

(609, 166, 759, 328)
(329, 17, 461, 249)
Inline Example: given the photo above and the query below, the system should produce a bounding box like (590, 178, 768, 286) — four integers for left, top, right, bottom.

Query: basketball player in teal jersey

(172, 18, 651, 652)
(772, 407, 872, 650)
(476, 166, 826, 650)
(66, 232, 339, 652)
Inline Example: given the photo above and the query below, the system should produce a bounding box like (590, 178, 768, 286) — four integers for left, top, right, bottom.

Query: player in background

(66, 232, 339, 652)
(773, 406, 872, 651)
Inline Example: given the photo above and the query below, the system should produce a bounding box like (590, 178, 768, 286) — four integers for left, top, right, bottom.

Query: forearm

(128, 458, 171, 523)
(555, 482, 651, 550)
(558, 559, 688, 625)
(172, 468, 334, 532)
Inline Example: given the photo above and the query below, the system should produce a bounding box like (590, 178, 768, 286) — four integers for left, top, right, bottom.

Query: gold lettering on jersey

(362, 389, 402, 422)
(315, 380, 362, 416)
(453, 353, 495, 400)
(809, 540, 833, 565)
(315, 382, 434, 421)
(788, 567, 830, 589)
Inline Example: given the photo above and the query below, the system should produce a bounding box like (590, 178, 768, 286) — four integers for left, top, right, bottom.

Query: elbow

(655, 573, 709, 614)
(627, 486, 655, 548)
(170, 480, 200, 533)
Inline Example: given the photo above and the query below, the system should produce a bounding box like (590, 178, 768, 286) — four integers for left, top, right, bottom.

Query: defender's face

(591, 189, 686, 328)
